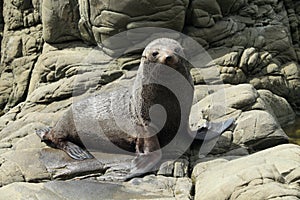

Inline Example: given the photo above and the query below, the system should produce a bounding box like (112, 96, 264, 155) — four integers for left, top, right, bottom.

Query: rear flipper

(35, 127, 94, 160)
(124, 150, 162, 181)
(195, 118, 235, 158)
(195, 118, 234, 141)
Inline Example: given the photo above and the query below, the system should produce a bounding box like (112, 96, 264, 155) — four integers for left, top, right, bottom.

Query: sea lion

(36, 38, 233, 179)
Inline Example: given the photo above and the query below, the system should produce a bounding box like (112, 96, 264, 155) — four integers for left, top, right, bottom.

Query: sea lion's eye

(152, 51, 159, 57)
(174, 47, 181, 53)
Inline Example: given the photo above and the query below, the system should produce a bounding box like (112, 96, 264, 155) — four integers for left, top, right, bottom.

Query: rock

(0, 0, 300, 199)
(0, 149, 50, 187)
(0, 181, 140, 200)
(27, 42, 123, 103)
(43, 0, 189, 45)
(254, 89, 296, 126)
(190, 84, 289, 154)
(233, 110, 288, 151)
(193, 84, 258, 116)
(281, 62, 300, 110)
(0, 72, 13, 113)
(0, 0, 43, 111)
(157, 160, 175, 177)
(211, 46, 299, 112)
(193, 144, 300, 200)
(42, 0, 81, 43)
(249, 61, 300, 112)
(157, 158, 189, 178)
(4, 56, 38, 111)
(3, 0, 41, 31)
(186, 0, 222, 28)
(125, 175, 192, 199)
(217, 0, 248, 16)
(192, 84, 231, 104)
(0, 176, 192, 200)
(185, 19, 245, 44)
(239, 47, 258, 72)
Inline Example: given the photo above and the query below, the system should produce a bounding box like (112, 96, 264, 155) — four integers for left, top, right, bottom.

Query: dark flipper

(62, 141, 94, 160)
(195, 118, 235, 158)
(195, 118, 234, 141)
(35, 127, 52, 141)
(35, 127, 94, 160)
(125, 150, 162, 180)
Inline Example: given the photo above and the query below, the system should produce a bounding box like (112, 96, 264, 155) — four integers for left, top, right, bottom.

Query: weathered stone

(27, 43, 123, 103)
(233, 110, 288, 151)
(0, 0, 300, 199)
(193, 144, 300, 200)
(217, 0, 248, 16)
(187, 0, 222, 28)
(157, 160, 174, 177)
(42, 0, 81, 43)
(191, 84, 289, 154)
(125, 175, 192, 199)
(173, 159, 189, 178)
(196, 84, 258, 114)
(0, 176, 192, 200)
(0, 149, 50, 187)
(4, 56, 38, 110)
(254, 89, 296, 126)
(0, 72, 13, 112)
(185, 19, 245, 44)
(157, 158, 189, 178)
(0, 1, 43, 112)
(192, 84, 233, 105)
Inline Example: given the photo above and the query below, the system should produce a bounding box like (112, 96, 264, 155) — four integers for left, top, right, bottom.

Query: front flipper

(36, 127, 94, 160)
(35, 127, 52, 141)
(62, 141, 94, 160)
(125, 150, 162, 180)
(195, 118, 234, 141)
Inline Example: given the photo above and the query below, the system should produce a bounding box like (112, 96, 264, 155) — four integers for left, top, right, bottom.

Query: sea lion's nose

(163, 55, 175, 65)
(165, 55, 173, 63)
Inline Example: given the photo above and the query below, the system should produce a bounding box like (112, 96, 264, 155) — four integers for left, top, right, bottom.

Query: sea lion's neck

(131, 61, 194, 128)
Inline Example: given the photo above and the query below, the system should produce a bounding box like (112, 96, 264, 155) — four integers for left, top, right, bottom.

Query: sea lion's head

(142, 38, 185, 69)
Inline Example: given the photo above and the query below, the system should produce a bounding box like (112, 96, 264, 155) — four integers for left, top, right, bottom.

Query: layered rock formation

(0, 0, 299, 199)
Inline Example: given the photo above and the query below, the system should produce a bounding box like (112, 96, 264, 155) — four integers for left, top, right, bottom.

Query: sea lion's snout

(164, 55, 174, 64)
(148, 49, 179, 66)
(158, 53, 177, 65)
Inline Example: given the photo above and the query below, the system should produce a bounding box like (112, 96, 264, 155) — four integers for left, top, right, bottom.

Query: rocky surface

(0, 0, 300, 199)
(193, 144, 300, 200)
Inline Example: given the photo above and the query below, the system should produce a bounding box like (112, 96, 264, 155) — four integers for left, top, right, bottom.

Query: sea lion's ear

(182, 47, 192, 60)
